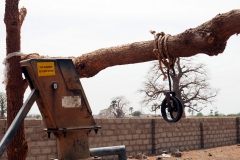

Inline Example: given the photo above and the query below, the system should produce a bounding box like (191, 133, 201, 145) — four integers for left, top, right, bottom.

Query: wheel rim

(161, 96, 183, 122)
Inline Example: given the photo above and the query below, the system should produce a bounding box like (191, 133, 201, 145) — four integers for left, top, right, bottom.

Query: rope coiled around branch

(150, 30, 176, 80)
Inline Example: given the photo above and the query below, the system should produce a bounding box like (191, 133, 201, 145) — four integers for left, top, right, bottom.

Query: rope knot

(150, 30, 176, 80)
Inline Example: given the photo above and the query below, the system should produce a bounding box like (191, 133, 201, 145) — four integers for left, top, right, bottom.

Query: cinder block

(42, 147, 52, 154)
(143, 139, 150, 144)
(133, 145, 139, 150)
(35, 127, 44, 133)
(121, 130, 128, 134)
(122, 140, 129, 145)
(140, 145, 146, 150)
(31, 120, 42, 126)
(103, 137, 110, 141)
(110, 136, 118, 141)
(36, 155, 47, 160)
(0, 128, 5, 134)
(161, 143, 166, 148)
(122, 119, 130, 124)
(164, 138, 169, 142)
(161, 132, 167, 137)
(0, 120, 6, 127)
(30, 133, 41, 141)
(26, 156, 36, 160)
(136, 140, 142, 145)
(114, 119, 122, 124)
(166, 142, 171, 147)
(105, 130, 113, 136)
(129, 140, 136, 145)
(133, 134, 139, 139)
(25, 127, 34, 133)
(24, 120, 31, 126)
(135, 129, 142, 134)
(31, 148, 42, 155)
(125, 124, 132, 129)
(126, 135, 132, 140)
(28, 141, 36, 147)
(36, 141, 46, 147)
(126, 146, 133, 152)
(52, 147, 57, 153)
(118, 135, 125, 141)
(140, 134, 146, 139)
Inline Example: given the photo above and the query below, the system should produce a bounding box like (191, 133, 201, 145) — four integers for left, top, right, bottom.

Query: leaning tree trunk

(4, 1, 27, 159)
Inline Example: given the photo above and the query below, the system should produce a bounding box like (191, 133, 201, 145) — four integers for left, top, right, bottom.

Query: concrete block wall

(202, 117, 237, 148)
(0, 117, 239, 159)
(154, 118, 201, 153)
(89, 118, 153, 157)
(0, 120, 57, 160)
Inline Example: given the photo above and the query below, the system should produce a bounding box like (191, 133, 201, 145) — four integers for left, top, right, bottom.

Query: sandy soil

(128, 144, 240, 160)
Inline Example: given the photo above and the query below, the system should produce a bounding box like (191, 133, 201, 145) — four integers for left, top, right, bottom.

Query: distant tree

(140, 58, 219, 118)
(150, 103, 158, 117)
(196, 112, 204, 117)
(218, 113, 226, 116)
(35, 114, 41, 119)
(98, 109, 109, 117)
(0, 92, 7, 119)
(210, 109, 213, 116)
(227, 114, 237, 116)
(236, 113, 240, 116)
(129, 107, 134, 115)
(132, 111, 142, 117)
(108, 96, 130, 118)
(214, 111, 219, 116)
(188, 108, 195, 116)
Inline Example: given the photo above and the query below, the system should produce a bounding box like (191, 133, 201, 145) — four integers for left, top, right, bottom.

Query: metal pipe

(90, 145, 127, 160)
(0, 89, 39, 157)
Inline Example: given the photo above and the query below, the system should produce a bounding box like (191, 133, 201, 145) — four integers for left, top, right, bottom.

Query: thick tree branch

(22, 10, 240, 78)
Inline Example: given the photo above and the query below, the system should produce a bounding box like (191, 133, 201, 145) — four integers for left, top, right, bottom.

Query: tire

(161, 96, 183, 123)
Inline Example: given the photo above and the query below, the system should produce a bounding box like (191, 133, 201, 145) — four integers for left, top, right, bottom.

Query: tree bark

(4, 1, 27, 159)
(23, 9, 240, 78)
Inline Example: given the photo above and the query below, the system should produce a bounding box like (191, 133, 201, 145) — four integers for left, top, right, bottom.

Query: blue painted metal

(0, 89, 39, 157)
(90, 145, 127, 160)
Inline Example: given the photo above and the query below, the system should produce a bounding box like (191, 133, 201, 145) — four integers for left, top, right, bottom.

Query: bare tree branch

(21, 10, 240, 78)
(140, 57, 219, 117)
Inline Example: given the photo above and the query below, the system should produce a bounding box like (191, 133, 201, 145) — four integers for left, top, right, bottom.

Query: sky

(0, 0, 240, 116)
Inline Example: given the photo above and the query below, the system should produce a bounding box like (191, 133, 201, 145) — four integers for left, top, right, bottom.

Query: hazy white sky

(0, 0, 240, 116)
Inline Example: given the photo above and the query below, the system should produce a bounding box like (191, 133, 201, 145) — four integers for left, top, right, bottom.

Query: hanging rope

(150, 30, 177, 80)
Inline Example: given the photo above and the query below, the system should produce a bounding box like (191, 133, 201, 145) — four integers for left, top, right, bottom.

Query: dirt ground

(128, 144, 240, 160)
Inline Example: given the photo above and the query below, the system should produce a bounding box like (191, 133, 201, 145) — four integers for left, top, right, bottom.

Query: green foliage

(35, 114, 42, 119)
(132, 111, 141, 117)
(227, 113, 237, 116)
(196, 112, 204, 117)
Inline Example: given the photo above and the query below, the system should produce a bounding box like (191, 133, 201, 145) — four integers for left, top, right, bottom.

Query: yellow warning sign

(37, 62, 55, 76)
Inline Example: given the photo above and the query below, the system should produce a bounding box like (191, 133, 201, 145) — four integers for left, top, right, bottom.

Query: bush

(132, 111, 141, 117)
(196, 112, 204, 117)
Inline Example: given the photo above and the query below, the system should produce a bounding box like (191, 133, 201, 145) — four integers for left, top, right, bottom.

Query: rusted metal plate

(58, 59, 81, 90)
(20, 59, 96, 128)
